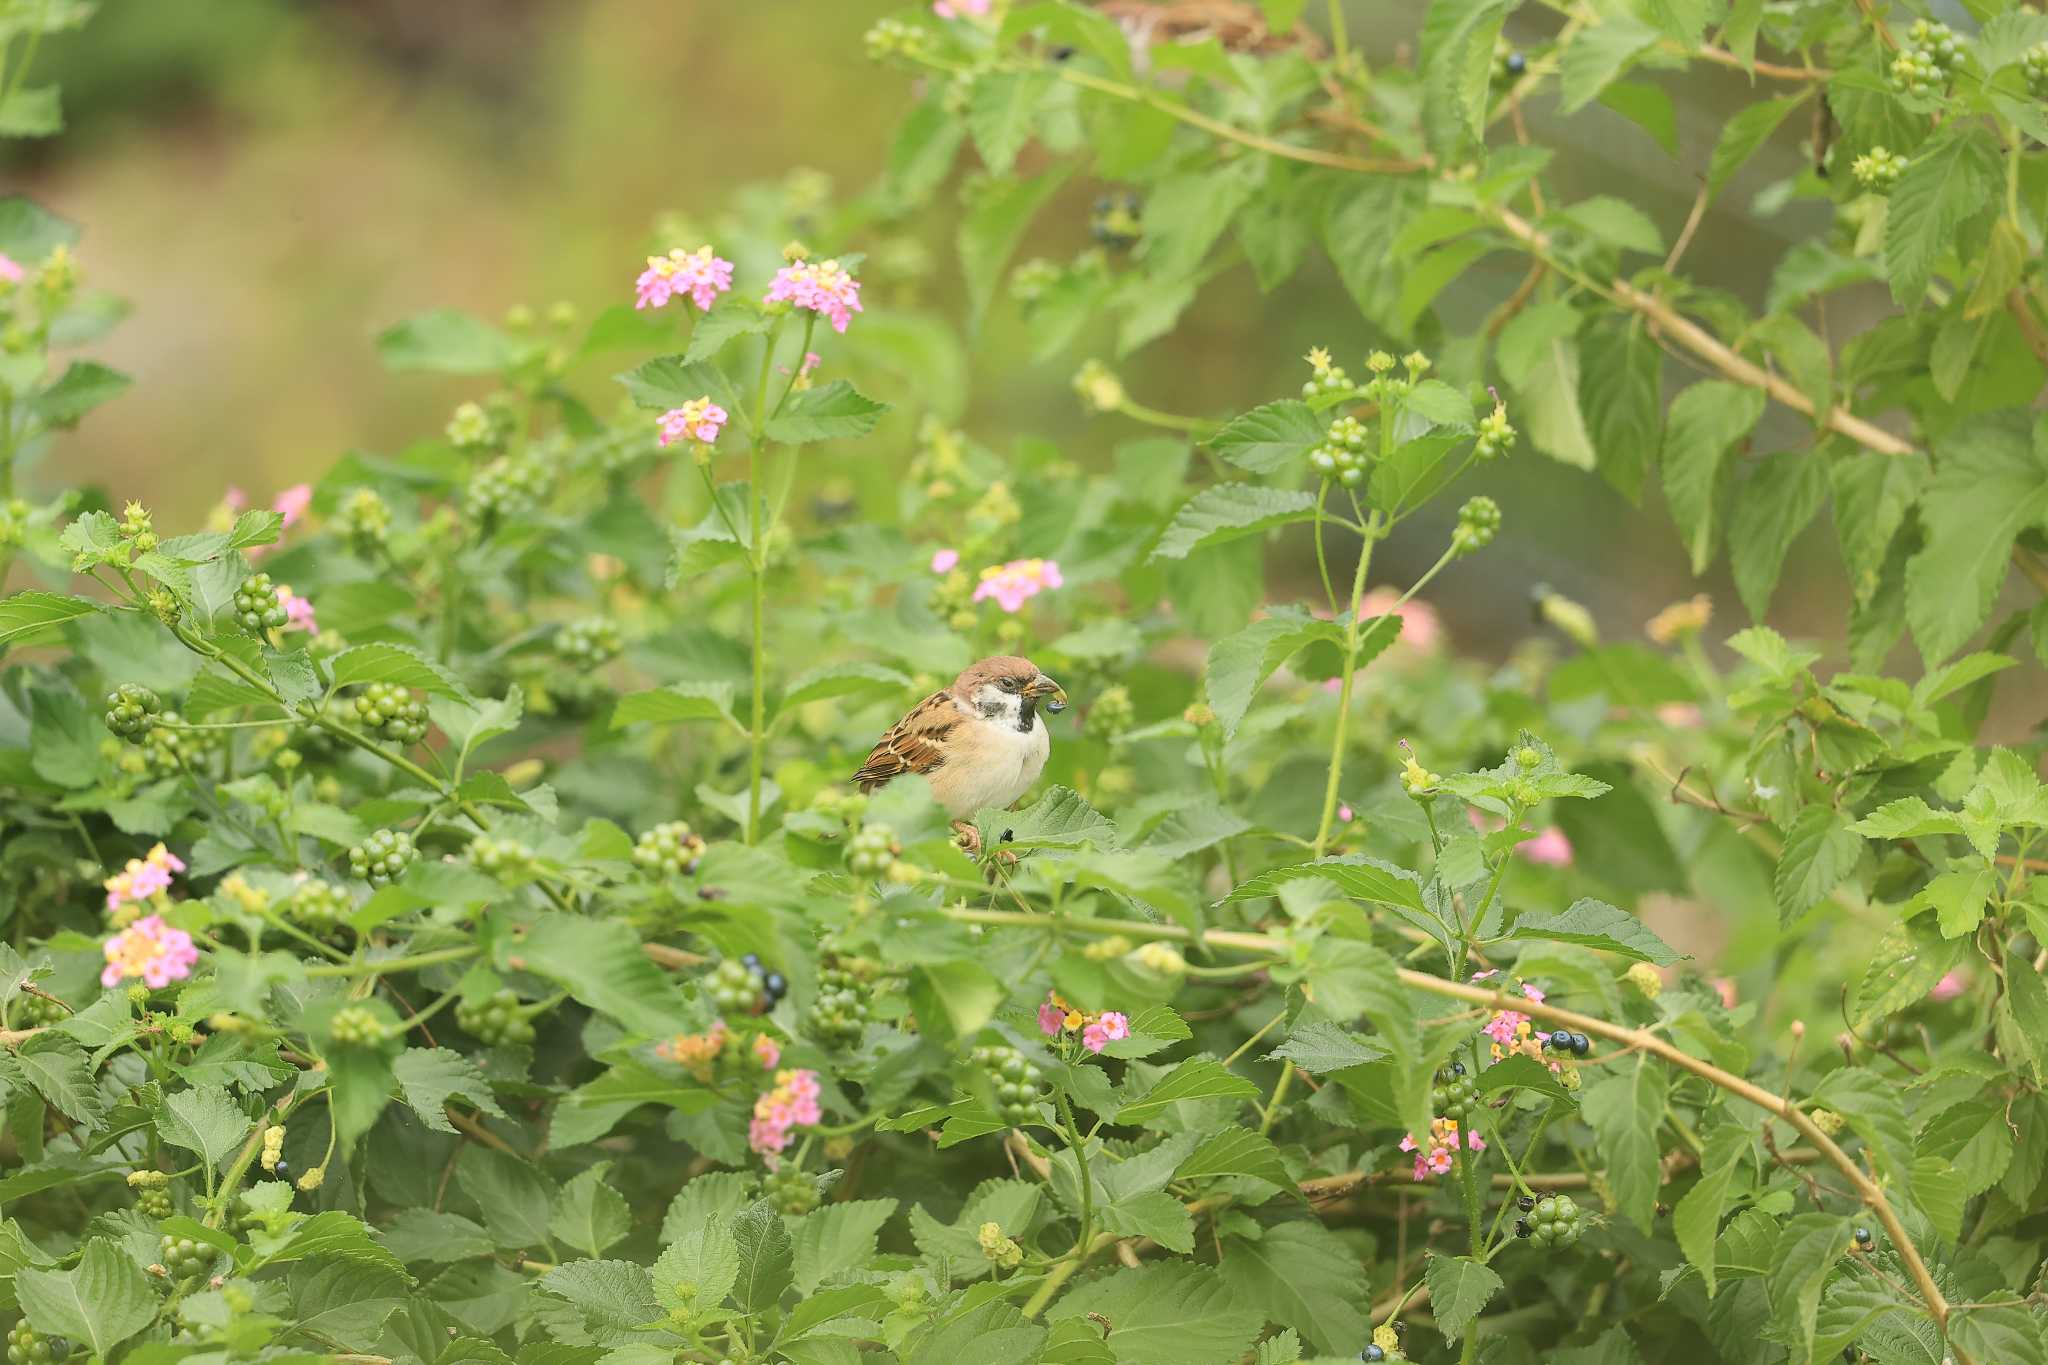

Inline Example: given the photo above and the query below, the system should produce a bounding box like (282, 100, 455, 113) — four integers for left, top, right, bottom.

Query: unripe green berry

(103, 683, 163, 740)
(352, 682, 429, 744)
(347, 828, 417, 885)
(456, 987, 536, 1046)
(634, 821, 704, 876)
(329, 1005, 391, 1047)
(232, 572, 288, 633)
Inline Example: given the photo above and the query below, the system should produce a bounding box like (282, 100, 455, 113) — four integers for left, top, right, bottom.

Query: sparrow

(852, 655, 1068, 856)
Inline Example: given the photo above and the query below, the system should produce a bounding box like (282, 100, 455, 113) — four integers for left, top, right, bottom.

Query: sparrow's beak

(1027, 675, 1068, 713)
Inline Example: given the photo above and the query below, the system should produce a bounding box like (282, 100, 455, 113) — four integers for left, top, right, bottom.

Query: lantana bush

(1, 0, 2047, 1362)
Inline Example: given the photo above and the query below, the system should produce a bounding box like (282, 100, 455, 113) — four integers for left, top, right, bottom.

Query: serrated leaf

(1045, 1262, 1262, 1365)
(34, 359, 129, 427)
(1511, 898, 1684, 965)
(1265, 1017, 1389, 1074)
(974, 784, 1116, 851)
(1174, 1128, 1293, 1190)
(0, 592, 102, 648)
(393, 1047, 506, 1135)
(376, 308, 523, 374)
(16, 1238, 154, 1354)
(539, 1259, 662, 1343)
(504, 912, 690, 1037)
(1661, 381, 1767, 574)
(1773, 807, 1863, 925)
(551, 1162, 632, 1258)
(1116, 1057, 1260, 1125)
(1707, 93, 1806, 199)
(1558, 17, 1660, 111)
(1209, 400, 1324, 474)
(1203, 611, 1344, 738)
(791, 1198, 898, 1295)
(1884, 126, 2001, 306)
(1581, 1057, 1667, 1232)
(1905, 412, 2048, 665)
(652, 1215, 739, 1312)
(329, 642, 471, 701)
(763, 380, 889, 445)
(777, 661, 910, 715)
(1848, 797, 1963, 841)
(1149, 484, 1317, 562)
(154, 1082, 250, 1169)
(958, 166, 1070, 326)
(1730, 452, 1828, 621)
(611, 681, 740, 731)
(1222, 1220, 1366, 1353)
(730, 1199, 794, 1312)
(1425, 1253, 1503, 1342)
(1220, 855, 1427, 915)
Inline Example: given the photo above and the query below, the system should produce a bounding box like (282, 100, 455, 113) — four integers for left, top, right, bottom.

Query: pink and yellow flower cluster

(749, 1067, 822, 1157)
(635, 246, 735, 312)
(104, 843, 185, 914)
(656, 1019, 783, 1083)
(973, 558, 1063, 614)
(1400, 1116, 1484, 1179)
(1037, 991, 1131, 1054)
(657, 396, 728, 448)
(765, 259, 863, 334)
(101, 914, 199, 989)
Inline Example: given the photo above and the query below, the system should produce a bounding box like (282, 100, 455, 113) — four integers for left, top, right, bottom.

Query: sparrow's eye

(999, 677, 1019, 691)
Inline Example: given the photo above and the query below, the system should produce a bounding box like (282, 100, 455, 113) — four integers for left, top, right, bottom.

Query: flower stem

(1311, 511, 1379, 857)
(303, 944, 478, 978)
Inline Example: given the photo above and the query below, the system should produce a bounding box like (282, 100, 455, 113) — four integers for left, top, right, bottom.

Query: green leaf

(1673, 1124, 1747, 1297)
(1221, 1220, 1366, 1354)
(974, 784, 1116, 851)
(1661, 381, 1766, 573)
(376, 308, 523, 373)
(777, 661, 910, 715)
(0, 592, 101, 648)
(1766, 1212, 1852, 1361)
(1264, 1017, 1389, 1074)
(1475, 1053, 1572, 1102)
(1045, 1262, 1262, 1365)
(1204, 611, 1344, 738)
(1511, 898, 1684, 965)
(1730, 452, 1828, 621)
(1706, 93, 1806, 199)
(1209, 400, 1324, 475)
(1558, 17, 1660, 111)
(455, 1148, 557, 1250)
(680, 296, 771, 364)
(0, 195, 78, 259)
(329, 642, 471, 701)
(1116, 1057, 1261, 1125)
(965, 68, 1053, 175)
(1578, 315, 1661, 501)
(16, 1238, 155, 1354)
(504, 912, 689, 1037)
(653, 1213, 739, 1313)
(1174, 1129, 1294, 1190)
(0, 85, 61, 137)
(1909, 865, 1996, 939)
(1424, 1253, 1504, 1342)
(1221, 855, 1428, 916)
(1000, 2, 1134, 80)
(1581, 1057, 1667, 1231)
(730, 1199, 795, 1312)
(958, 166, 1070, 326)
(551, 1162, 633, 1259)
(1948, 1299, 2048, 1365)
(763, 380, 889, 445)
(611, 681, 740, 731)
(616, 353, 747, 422)
(1598, 80, 1677, 155)
(1552, 196, 1664, 256)
(1809, 1068, 1911, 1180)
(1906, 412, 2048, 664)
(1149, 484, 1318, 562)
(1849, 797, 1963, 841)
(34, 360, 130, 427)
(791, 1198, 898, 1295)
(538, 1259, 662, 1343)
(1774, 806, 1863, 925)
(1884, 124, 2000, 306)
(154, 1082, 251, 1170)
(393, 1048, 506, 1135)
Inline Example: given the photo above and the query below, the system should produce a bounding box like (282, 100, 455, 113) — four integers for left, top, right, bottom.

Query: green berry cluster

(465, 454, 551, 523)
(556, 616, 622, 669)
(1850, 145, 1907, 192)
(329, 1005, 390, 1047)
(1088, 684, 1134, 739)
(348, 828, 417, 884)
(1431, 1061, 1476, 1119)
(6, 1323, 67, 1364)
(159, 1232, 217, 1281)
(763, 1166, 821, 1215)
(846, 824, 897, 877)
(103, 683, 162, 740)
(971, 1043, 1046, 1125)
(457, 988, 536, 1046)
(446, 401, 494, 449)
(1514, 1193, 1585, 1248)
(1308, 413, 1371, 487)
(232, 572, 287, 632)
(709, 955, 784, 1015)
(1090, 193, 1142, 250)
(352, 682, 429, 744)
(1301, 348, 1351, 398)
(336, 487, 391, 552)
(1452, 495, 1500, 554)
(467, 834, 535, 878)
(1891, 21, 1961, 95)
(140, 711, 221, 778)
(136, 1184, 174, 1219)
(634, 821, 706, 876)
(863, 16, 931, 62)
(1475, 403, 1516, 459)
(12, 990, 66, 1027)
(287, 878, 351, 930)
(806, 965, 869, 1046)
(2023, 41, 2048, 94)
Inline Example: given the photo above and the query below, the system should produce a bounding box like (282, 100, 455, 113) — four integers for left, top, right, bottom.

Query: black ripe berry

(1518, 1194, 1535, 1212)
(1506, 50, 1526, 74)
(1569, 1032, 1590, 1056)
(1549, 1029, 1574, 1051)
(1450, 1059, 1465, 1076)
(1515, 1218, 1532, 1238)
(741, 953, 761, 969)
(1853, 1226, 1874, 1248)
(272, 1158, 291, 1181)
(1362, 1348, 1386, 1363)
(764, 972, 787, 1002)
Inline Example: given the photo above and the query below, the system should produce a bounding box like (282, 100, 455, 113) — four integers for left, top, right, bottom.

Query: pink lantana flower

(105, 843, 186, 912)
(636, 245, 735, 312)
(1521, 983, 1546, 1005)
(277, 586, 317, 634)
(1483, 1010, 1528, 1045)
(1655, 702, 1703, 729)
(1358, 586, 1443, 655)
(1037, 997, 1065, 1036)
(933, 0, 991, 15)
(0, 253, 23, 285)
(657, 397, 728, 447)
(752, 1033, 783, 1069)
(1711, 977, 1739, 1009)
(972, 558, 1062, 613)
(931, 547, 961, 574)
(101, 914, 200, 989)
(1519, 827, 1573, 866)
(1929, 970, 1967, 1002)
(274, 484, 313, 529)
(748, 1067, 823, 1159)
(1082, 1010, 1131, 1054)
(1337, 804, 1354, 823)
(765, 259, 863, 334)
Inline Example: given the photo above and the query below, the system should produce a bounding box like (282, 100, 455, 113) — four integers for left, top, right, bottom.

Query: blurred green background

(4, 1, 1927, 657)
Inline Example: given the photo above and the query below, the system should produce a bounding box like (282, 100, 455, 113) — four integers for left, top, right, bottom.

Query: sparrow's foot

(952, 821, 982, 858)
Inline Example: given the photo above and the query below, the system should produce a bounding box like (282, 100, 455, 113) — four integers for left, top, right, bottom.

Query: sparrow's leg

(951, 820, 982, 858)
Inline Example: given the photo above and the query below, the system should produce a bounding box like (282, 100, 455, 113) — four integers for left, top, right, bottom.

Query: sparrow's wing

(852, 691, 958, 791)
